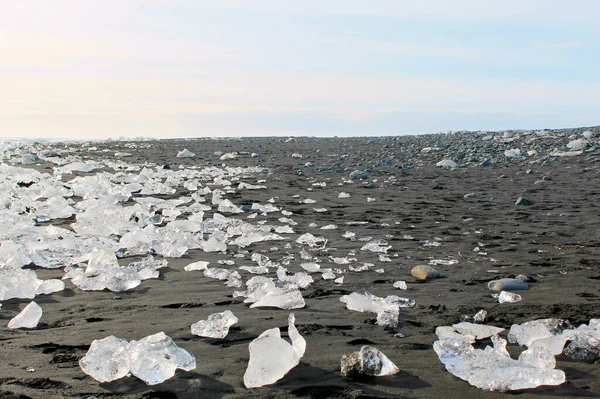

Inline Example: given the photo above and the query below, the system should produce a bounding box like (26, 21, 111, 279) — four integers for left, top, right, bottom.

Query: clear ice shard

(451, 322, 505, 340)
(79, 335, 130, 383)
(340, 346, 399, 379)
(128, 332, 197, 385)
(7, 301, 42, 329)
(191, 310, 238, 339)
(340, 292, 415, 328)
(249, 286, 305, 309)
(433, 335, 565, 391)
(498, 291, 522, 303)
(507, 319, 568, 347)
(243, 313, 306, 388)
(184, 261, 209, 271)
(276, 266, 313, 289)
(80, 332, 196, 385)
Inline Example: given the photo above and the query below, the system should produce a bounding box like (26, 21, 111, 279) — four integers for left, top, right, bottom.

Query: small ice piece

(322, 270, 336, 280)
(7, 301, 42, 329)
(320, 224, 337, 230)
(360, 241, 391, 253)
(300, 262, 320, 273)
(338, 192, 351, 198)
(340, 346, 399, 379)
(276, 266, 313, 289)
(393, 281, 407, 290)
(184, 261, 209, 271)
(340, 292, 414, 329)
(191, 310, 238, 339)
(239, 265, 269, 274)
(128, 332, 196, 385)
(79, 336, 130, 383)
(334, 276, 344, 284)
(244, 313, 306, 388)
(35, 279, 65, 295)
(177, 149, 195, 158)
(249, 287, 305, 310)
(295, 233, 327, 248)
(498, 291, 522, 303)
(436, 159, 458, 168)
(342, 231, 355, 239)
(204, 268, 242, 287)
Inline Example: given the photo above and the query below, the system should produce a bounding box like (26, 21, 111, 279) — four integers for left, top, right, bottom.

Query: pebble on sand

(411, 265, 441, 281)
(487, 278, 529, 292)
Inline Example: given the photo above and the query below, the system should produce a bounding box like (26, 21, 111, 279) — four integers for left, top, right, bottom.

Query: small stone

(515, 196, 534, 206)
(488, 278, 529, 292)
(411, 265, 441, 281)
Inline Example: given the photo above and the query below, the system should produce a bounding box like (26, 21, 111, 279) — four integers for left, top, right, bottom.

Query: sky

(1, 0, 599, 139)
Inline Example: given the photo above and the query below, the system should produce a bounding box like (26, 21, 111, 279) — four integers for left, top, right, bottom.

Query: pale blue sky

(1, 0, 599, 139)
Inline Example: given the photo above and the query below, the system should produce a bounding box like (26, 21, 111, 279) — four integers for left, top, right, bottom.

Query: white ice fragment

(436, 159, 458, 168)
(498, 291, 522, 303)
(338, 192, 351, 198)
(249, 287, 305, 309)
(320, 224, 337, 230)
(360, 241, 391, 253)
(184, 261, 209, 271)
(507, 319, 567, 347)
(191, 310, 238, 339)
(276, 266, 313, 289)
(393, 280, 407, 290)
(300, 262, 320, 273)
(244, 313, 305, 388)
(295, 233, 327, 248)
(341, 292, 415, 328)
(340, 346, 399, 378)
(239, 265, 269, 274)
(176, 149, 195, 158)
(35, 279, 65, 295)
(342, 231, 355, 239)
(7, 301, 42, 329)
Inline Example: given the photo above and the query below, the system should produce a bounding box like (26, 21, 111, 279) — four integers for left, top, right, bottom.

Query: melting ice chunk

(244, 313, 306, 388)
(434, 335, 565, 391)
(340, 346, 399, 379)
(7, 301, 42, 329)
(80, 332, 196, 385)
(191, 310, 238, 339)
(79, 335, 130, 383)
(340, 292, 415, 328)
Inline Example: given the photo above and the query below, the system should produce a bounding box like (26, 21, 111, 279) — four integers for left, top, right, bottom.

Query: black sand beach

(1, 128, 600, 398)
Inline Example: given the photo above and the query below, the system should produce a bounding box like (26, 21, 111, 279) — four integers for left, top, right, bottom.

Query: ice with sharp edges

(79, 336, 130, 383)
(276, 266, 313, 289)
(360, 241, 391, 253)
(191, 310, 239, 339)
(249, 286, 305, 309)
(507, 319, 568, 347)
(243, 313, 306, 388)
(80, 332, 196, 385)
(35, 279, 65, 295)
(8, 301, 42, 329)
(0, 268, 41, 300)
(204, 267, 242, 287)
(340, 292, 415, 328)
(561, 320, 600, 361)
(64, 248, 142, 292)
(340, 346, 399, 378)
(176, 149, 195, 158)
(434, 335, 565, 391)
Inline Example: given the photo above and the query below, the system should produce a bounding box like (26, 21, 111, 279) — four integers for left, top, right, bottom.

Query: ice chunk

(128, 332, 196, 385)
(300, 262, 320, 272)
(562, 321, 600, 361)
(276, 266, 313, 289)
(239, 265, 269, 274)
(191, 310, 238, 339)
(393, 280, 407, 290)
(79, 336, 130, 383)
(0, 268, 42, 300)
(184, 261, 209, 271)
(244, 313, 305, 388)
(434, 335, 565, 391)
(360, 241, 391, 253)
(340, 292, 415, 328)
(567, 138, 588, 151)
(295, 233, 327, 248)
(436, 159, 458, 168)
(7, 301, 42, 329)
(507, 319, 568, 347)
(177, 149, 195, 158)
(35, 279, 65, 295)
(341, 346, 399, 379)
(204, 268, 242, 287)
(249, 286, 305, 309)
